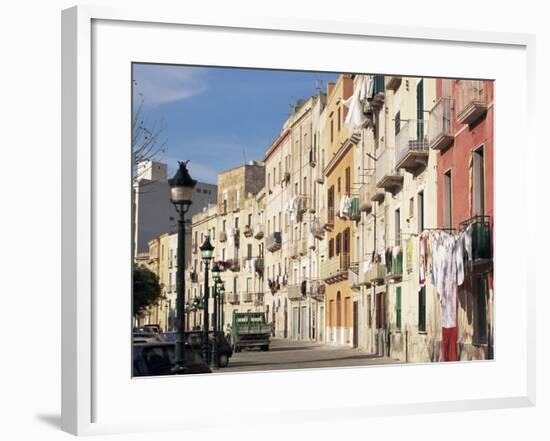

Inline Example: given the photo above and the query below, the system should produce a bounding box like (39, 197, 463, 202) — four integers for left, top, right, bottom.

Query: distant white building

(133, 160, 217, 267)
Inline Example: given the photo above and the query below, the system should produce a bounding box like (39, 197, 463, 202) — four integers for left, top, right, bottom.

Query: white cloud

(133, 65, 207, 107)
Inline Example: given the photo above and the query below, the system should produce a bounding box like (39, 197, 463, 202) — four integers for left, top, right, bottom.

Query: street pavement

(218, 338, 398, 373)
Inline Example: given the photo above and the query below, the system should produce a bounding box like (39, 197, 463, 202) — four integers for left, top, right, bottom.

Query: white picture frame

(62, 5, 536, 436)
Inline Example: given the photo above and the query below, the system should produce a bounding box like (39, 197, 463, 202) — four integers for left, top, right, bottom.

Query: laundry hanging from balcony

(341, 75, 367, 130)
(338, 194, 352, 218)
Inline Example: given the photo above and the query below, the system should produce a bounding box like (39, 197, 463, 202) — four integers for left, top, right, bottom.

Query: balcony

(320, 252, 350, 283)
(219, 231, 227, 242)
(226, 292, 239, 304)
(310, 216, 325, 240)
(254, 258, 264, 275)
(395, 120, 429, 172)
(253, 292, 264, 306)
(460, 215, 492, 265)
(281, 171, 291, 186)
(288, 283, 305, 301)
(243, 225, 253, 237)
(309, 280, 326, 301)
(266, 232, 282, 252)
(359, 182, 373, 213)
(350, 196, 361, 221)
(429, 98, 454, 151)
(367, 263, 386, 284)
(322, 206, 335, 231)
(189, 271, 198, 283)
(456, 80, 488, 125)
(386, 250, 403, 281)
(226, 258, 240, 272)
(359, 263, 371, 286)
(370, 179, 385, 203)
(386, 76, 402, 91)
(368, 75, 385, 108)
(218, 200, 227, 216)
(253, 223, 264, 239)
(232, 200, 241, 212)
(376, 147, 403, 193)
(242, 292, 253, 303)
(348, 265, 360, 291)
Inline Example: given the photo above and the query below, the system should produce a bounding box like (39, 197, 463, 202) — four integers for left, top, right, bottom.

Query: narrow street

(219, 338, 397, 373)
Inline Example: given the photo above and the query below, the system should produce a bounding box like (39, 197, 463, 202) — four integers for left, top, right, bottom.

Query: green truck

(229, 311, 271, 352)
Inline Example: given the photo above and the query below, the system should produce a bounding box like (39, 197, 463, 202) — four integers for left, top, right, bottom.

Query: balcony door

(473, 146, 485, 216)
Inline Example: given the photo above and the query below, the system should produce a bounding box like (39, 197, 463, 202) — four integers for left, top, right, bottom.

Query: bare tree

(132, 79, 168, 185)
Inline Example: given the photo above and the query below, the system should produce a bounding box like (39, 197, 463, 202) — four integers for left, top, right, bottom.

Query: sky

(132, 64, 338, 184)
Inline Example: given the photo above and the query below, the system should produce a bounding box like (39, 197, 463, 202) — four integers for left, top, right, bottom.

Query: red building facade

(432, 79, 494, 360)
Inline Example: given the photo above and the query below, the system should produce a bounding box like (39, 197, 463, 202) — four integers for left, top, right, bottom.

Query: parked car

(133, 341, 211, 376)
(184, 331, 233, 368)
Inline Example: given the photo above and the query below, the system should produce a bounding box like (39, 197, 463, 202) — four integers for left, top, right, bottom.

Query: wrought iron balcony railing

(429, 98, 454, 151)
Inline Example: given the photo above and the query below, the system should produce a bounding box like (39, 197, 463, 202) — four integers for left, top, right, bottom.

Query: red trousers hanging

(441, 326, 458, 362)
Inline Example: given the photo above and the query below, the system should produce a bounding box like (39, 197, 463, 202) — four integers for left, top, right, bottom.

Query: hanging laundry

(341, 76, 367, 130)
(339, 195, 352, 218)
(419, 232, 427, 287)
(464, 224, 473, 264)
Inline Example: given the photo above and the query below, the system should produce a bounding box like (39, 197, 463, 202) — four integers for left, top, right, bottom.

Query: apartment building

(213, 162, 266, 330)
(320, 75, 360, 347)
(432, 78, 494, 361)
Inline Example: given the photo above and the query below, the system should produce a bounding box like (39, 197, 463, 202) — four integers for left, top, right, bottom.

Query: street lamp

(218, 283, 226, 336)
(168, 161, 196, 371)
(199, 236, 214, 365)
(210, 262, 222, 369)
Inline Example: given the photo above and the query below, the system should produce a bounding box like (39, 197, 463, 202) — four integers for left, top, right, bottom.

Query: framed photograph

(62, 5, 536, 436)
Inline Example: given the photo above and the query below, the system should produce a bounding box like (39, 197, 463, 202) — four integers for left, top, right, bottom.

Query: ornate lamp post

(199, 236, 214, 364)
(168, 161, 196, 371)
(218, 283, 226, 335)
(210, 262, 222, 369)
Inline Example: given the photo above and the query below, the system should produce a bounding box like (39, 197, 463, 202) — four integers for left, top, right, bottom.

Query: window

(267, 173, 271, 190)
(330, 119, 334, 143)
(336, 233, 341, 256)
(474, 275, 489, 344)
(396, 287, 402, 330)
(246, 278, 252, 293)
(395, 111, 401, 135)
(212, 227, 216, 241)
(222, 248, 225, 262)
(247, 243, 252, 259)
(222, 220, 226, 232)
(444, 171, 452, 228)
(376, 292, 385, 329)
(303, 176, 307, 196)
(367, 295, 372, 327)
(418, 286, 426, 332)
(395, 208, 401, 246)
(345, 167, 351, 194)
(247, 213, 252, 226)
(473, 146, 485, 216)
(409, 197, 414, 219)
(337, 107, 341, 131)
(234, 217, 239, 229)
(418, 191, 425, 233)
(337, 177, 341, 194)
(416, 79, 424, 140)
(328, 186, 335, 221)
(329, 238, 334, 258)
